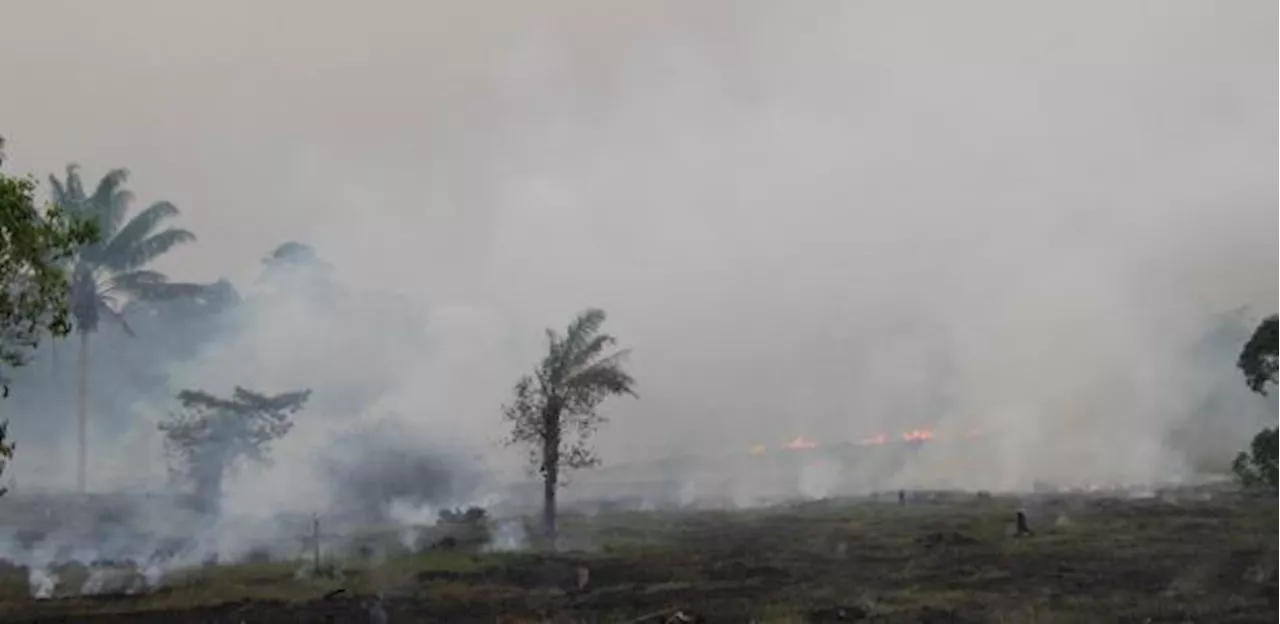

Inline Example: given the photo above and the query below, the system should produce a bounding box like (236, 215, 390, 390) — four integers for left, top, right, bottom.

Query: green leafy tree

(49, 165, 201, 493)
(1233, 314, 1278, 491)
(1231, 427, 1277, 490)
(159, 386, 311, 515)
(1237, 314, 1278, 396)
(0, 158, 98, 496)
(1, 170, 98, 394)
(502, 308, 636, 547)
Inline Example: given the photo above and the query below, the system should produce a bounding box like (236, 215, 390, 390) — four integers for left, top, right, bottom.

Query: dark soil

(4, 490, 1276, 623)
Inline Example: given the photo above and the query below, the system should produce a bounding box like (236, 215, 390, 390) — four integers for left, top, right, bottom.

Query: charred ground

(1, 486, 1275, 623)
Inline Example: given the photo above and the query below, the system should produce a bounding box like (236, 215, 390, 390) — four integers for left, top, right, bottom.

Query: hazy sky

(2, 1, 1276, 491)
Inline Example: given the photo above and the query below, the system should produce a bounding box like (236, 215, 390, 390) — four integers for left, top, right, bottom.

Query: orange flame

(767, 426, 947, 454)
(901, 428, 934, 442)
(783, 435, 818, 450)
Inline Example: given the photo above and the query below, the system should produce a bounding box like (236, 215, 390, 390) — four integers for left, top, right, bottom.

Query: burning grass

(1, 486, 1275, 623)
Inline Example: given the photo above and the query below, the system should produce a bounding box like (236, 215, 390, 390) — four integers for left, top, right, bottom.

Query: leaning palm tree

(502, 308, 637, 547)
(49, 164, 201, 493)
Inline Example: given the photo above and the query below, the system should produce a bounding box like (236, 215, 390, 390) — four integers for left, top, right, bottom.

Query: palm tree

(49, 165, 201, 493)
(502, 308, 637, 546)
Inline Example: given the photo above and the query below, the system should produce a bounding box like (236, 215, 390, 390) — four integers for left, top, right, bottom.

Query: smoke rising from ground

(320, 419, 489, 522)
(0, 1, 1274, 521)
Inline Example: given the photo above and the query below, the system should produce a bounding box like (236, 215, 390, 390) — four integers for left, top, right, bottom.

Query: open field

(0, 487, 1274, 623)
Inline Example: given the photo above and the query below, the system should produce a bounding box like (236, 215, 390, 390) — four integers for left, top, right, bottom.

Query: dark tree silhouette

(502, 308, 637, 547)
(1231, 427, 1277, 490)
(0, 159, 96, 495)
(49, 165, 201, 492)
(0, 167, 96, 396)
(159, 386, 311, 515)
(1238, 314, 1278, 396)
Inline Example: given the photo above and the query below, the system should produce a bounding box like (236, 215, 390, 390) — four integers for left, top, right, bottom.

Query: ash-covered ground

(0, 482, 1272, 623)
(0, 436, 1246, 608)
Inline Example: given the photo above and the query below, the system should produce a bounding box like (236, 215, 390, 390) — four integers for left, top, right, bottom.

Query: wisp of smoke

(319, 418, 489, 524)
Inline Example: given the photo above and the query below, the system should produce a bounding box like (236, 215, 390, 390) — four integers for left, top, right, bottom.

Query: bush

(438, 506, 487, 525)
(430, 507, 491, 551)
(1232, 427, 1278, 491)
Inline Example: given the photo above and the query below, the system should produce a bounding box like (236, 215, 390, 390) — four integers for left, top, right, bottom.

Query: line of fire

(749, 427, 985, 456)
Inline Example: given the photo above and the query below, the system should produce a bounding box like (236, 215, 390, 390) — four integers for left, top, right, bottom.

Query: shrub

(1232, 427, 1278, 491)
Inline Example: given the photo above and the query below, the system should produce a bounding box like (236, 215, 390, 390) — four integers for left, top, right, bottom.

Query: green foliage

(502, 308, 638, 477)
(0, 162, 96, 498)
(1231, 427, 1278, 491)
(0, 171, 97, 393)
(1237, 314, 1277, 396)
(48, 164, 201, 336)
(159, 386, 310, 509)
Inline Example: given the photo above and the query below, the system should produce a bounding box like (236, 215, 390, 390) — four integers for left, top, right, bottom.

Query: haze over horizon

(0, 1, 1275, 501)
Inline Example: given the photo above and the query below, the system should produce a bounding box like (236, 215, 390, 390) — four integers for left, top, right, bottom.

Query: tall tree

(502, 308, 636, 547)
(49, 165, 201, 493)
(159, 386, 310, 515)
(0, 156, 98, 494)
(1238, 314, 1278, 396)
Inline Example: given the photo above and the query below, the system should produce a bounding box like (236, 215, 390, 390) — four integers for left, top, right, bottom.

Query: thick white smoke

(0, 0, 1272, 585)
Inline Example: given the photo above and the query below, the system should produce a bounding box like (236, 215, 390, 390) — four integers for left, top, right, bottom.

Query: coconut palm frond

(97, 200, 181, 264)
(63, 164, 85, 204)
(96, 298, 134, 337)
(98, 189, 135, 240)
(561, 309, 607, 356)
(128, 281, 207, 302)
(547, 309, 608, 384)
(562, 333, 618, 378)
(47, 173, 69, 208)
(103, 227, 196, 273)
(563, 349, 637, 397)
(88, 168, 131, 237)
(103, 270, 167, 296)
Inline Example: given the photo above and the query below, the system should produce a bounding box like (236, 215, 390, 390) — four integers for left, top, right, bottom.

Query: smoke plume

(0, 1, 1272, 583)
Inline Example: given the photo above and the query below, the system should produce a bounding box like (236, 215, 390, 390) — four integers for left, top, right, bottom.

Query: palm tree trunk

(193, 452, 225, 518)
(76, 330, 89, 494)
(541, 452, 558, 548)
(541, 407, 561, 550)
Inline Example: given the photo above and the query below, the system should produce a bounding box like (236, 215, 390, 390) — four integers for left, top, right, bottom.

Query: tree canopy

(49, 165, 202, 336)
(0, 171, 97, 395)
(505, 308, 638, 473)
(1231, 426, 1278, 490)
(159, 386, 311, 513)
(161, 386, 311, 468)
(1238, 314, 1278, 396)
(503, 308, 637, 544)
